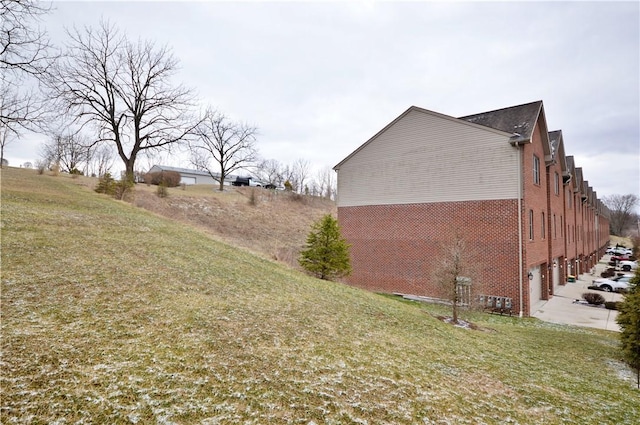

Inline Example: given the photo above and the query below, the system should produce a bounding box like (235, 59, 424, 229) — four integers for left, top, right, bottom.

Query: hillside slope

(1, 167, 638, 424)
(105, 178, 334, 268)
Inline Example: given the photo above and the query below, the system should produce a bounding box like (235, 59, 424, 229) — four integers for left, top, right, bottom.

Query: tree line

(1, 1, 336, 198)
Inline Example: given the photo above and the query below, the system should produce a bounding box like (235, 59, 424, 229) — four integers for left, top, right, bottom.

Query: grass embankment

(1, 167, 638, 424)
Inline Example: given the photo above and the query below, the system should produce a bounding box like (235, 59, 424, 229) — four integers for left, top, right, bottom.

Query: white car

(619, 260, 638, 272)
(591, 275, 633, 292)
(606, 246, 632, 256)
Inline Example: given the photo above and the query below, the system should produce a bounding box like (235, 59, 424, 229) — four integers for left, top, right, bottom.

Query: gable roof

(458, 100, 544, 143)
(548, 130, 570, 181)
(334, 105, 514, 170)
(574, 167, 584, 194)
(565, 155, 576, 186)
(548, 130, 561, 160)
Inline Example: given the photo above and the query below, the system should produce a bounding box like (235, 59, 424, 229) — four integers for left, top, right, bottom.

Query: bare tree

(0, 120, 11, 167)
(603, 194, 639, 236)
(280, 163, 297, 192)
(1, 0, 54, 76)
(315, 166, 337, 200)
(433, 234, 477, 324)
(0, 0, 56, 150)
(46, 21, 198, 179)
(0, 78, 40, 166)
(40, 132, 90, 173)
(292, 158, 311, 194)
(87, 143, 114, 177)
(254, 158, 284, 187)
(190, 108, 258, 191)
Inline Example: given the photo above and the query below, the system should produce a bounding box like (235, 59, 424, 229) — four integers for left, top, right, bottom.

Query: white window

(533, 155, 540, 185)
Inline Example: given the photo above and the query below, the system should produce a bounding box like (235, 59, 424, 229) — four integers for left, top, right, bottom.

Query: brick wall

(564, 184, 577, 277)
(338, 199, 528, 314)
(547, 160, 566, 291)
(521, 125, 551, 300)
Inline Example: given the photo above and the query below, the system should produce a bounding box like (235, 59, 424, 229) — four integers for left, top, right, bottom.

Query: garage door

(180, 176, 196, 185)
(529, 265, 542, 311)
(552, 258, 560, 292)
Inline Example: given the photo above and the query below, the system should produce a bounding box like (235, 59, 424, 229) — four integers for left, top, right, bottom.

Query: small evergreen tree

(95, 172, 116, 195)
(617, 269, 640, 388)
(299, 214, 351, 280)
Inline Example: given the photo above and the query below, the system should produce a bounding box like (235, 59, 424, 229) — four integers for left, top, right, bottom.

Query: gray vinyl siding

(336, 109, 520, 207)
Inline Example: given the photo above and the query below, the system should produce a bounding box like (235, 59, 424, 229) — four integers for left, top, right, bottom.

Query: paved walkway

(532, 257, 624, 332)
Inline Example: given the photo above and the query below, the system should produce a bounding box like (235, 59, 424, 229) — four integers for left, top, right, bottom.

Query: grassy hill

(1, 167, 638, 424)
(84, 174, 335, 269)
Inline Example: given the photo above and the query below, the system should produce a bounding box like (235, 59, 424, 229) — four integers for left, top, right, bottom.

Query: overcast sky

(6, 0, 639, 201)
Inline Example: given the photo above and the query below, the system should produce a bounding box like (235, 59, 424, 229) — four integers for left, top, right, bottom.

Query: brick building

(333, 100, 609, 316)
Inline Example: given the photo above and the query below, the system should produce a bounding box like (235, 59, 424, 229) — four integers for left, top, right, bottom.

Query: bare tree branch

(293, 158, 311, 194)
(432, 233, 482, 324)
(40, 132, 91, 173)
(254, 158, 285, 187)
(189, 108, 259, 191)
(0, 0, 56, 151)
(1, 0, 56, 77)
(46, 20, 199, 178)
(603, 194, 639, 236)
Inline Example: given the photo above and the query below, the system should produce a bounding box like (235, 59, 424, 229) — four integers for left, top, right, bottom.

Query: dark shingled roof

(458, 100, 543, 142)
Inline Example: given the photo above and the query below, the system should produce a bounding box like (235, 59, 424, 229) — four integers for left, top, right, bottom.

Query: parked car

(619, 260, 638, 272)
(609, 254, 632, 265)
(232, 176, 265, 187)
(606, 246, 632, 256)
(591, 275, 633, 292)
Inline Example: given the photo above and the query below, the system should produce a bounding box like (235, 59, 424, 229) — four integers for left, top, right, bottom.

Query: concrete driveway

(532, 259, 626, 332)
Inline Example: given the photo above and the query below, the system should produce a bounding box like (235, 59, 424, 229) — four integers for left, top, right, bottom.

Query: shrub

(248, 188, 257, 206)
(35, 160, 48, 175)
(582, 292, 605, 305)
(95, 173, 134, 200)
(156, 183, 169, 198)
(288, 191, 306, 204)
(114, 176, 134, 201)
(50, 162, 60, 176)
(143, 171, 181, 187)
(95, 173, 116, 195)
(604, 301, 622, 310)
(630, 235, 640, 258)
(617, 269, 640, 389)
(601, 268, 616, 278)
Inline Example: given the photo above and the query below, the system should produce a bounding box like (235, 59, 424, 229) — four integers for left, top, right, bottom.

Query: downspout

(515, 142, 524, 318)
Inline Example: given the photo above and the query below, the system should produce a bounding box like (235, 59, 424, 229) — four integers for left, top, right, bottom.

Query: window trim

(533, 155, 540, 185)
(528, 209, 534, 241)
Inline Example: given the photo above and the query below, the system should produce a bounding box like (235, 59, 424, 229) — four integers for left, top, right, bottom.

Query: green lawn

(1, 167, 638, 424)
